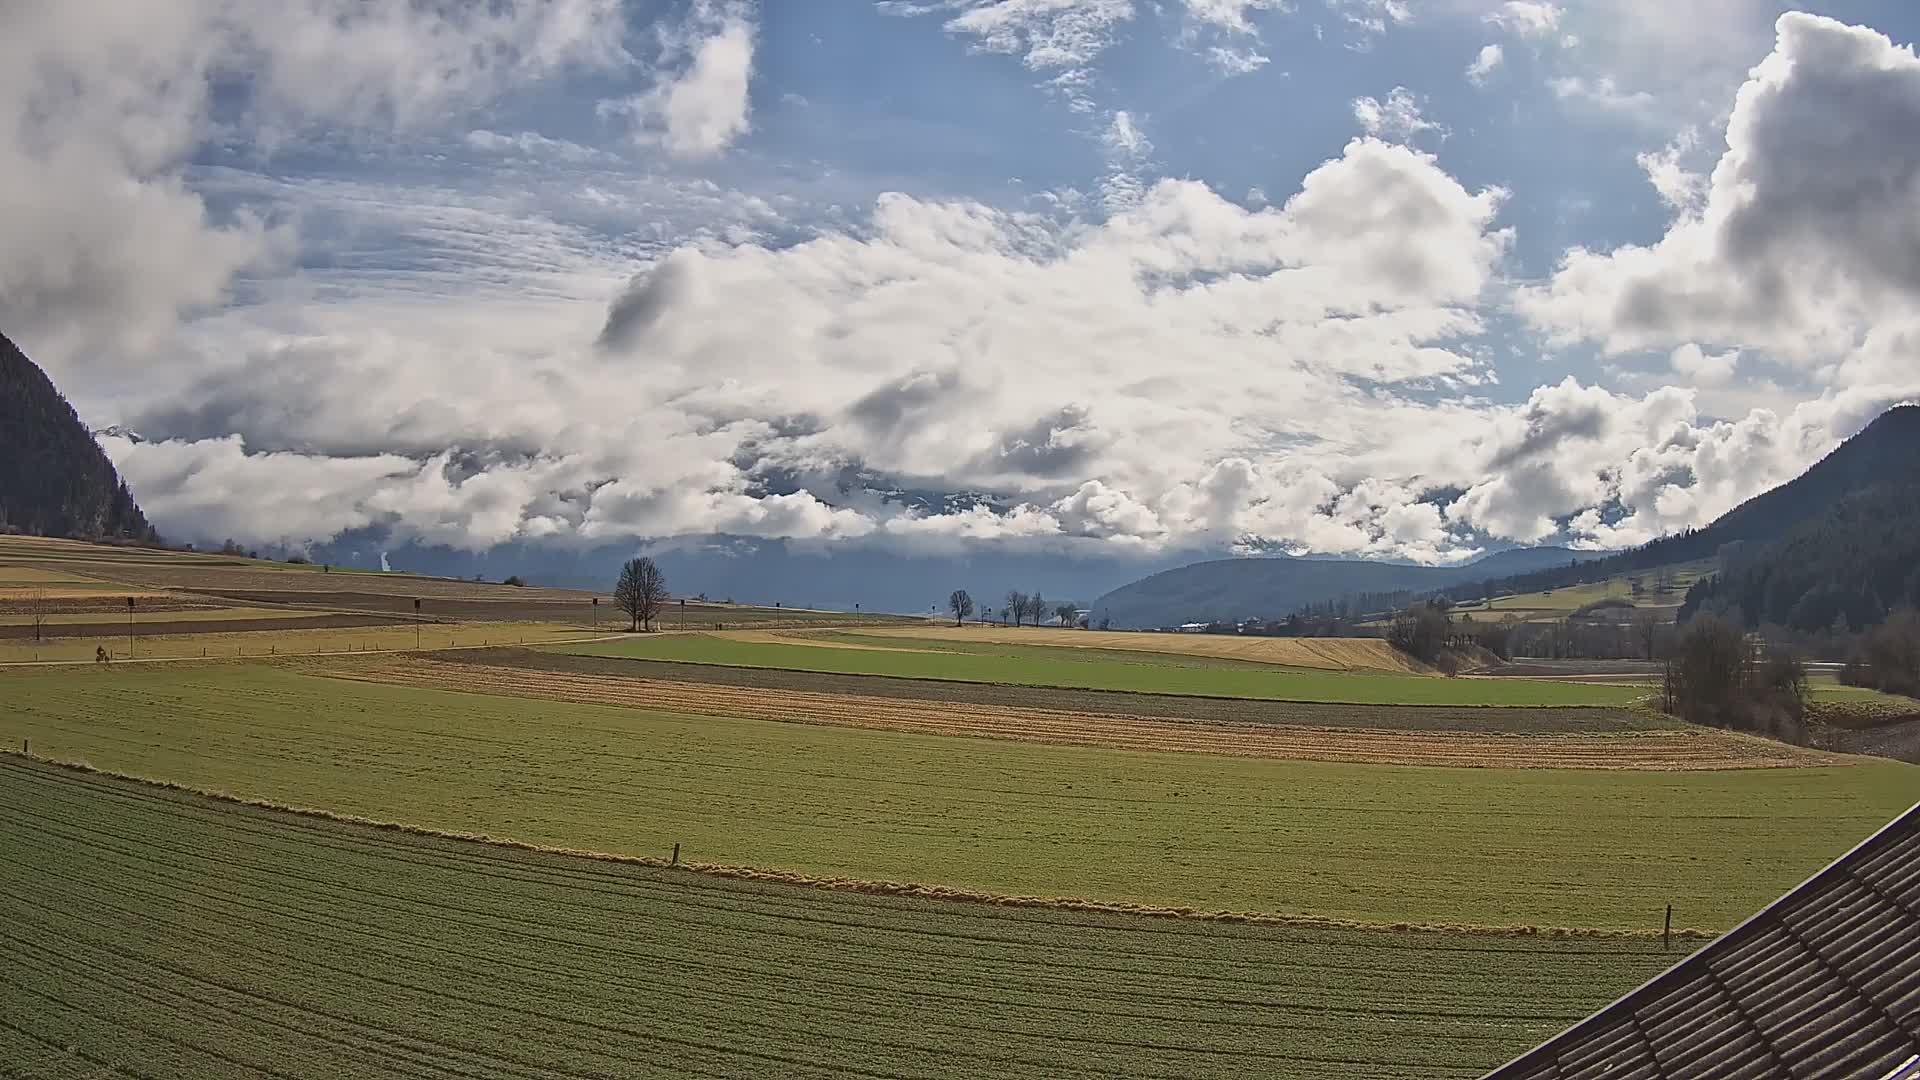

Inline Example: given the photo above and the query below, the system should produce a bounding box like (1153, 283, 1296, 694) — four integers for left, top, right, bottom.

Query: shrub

(1386, 603, 1450, 662)
(503, 575, 527, 587)
(1845, 610, 1920, 698)
(1662, 615, 1809, 737)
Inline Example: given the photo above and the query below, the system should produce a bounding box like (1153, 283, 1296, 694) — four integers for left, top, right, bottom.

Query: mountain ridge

(1090, 546, 1589, 629)
(1093, 405, 1920, 629)
(0, 332, 156, 542)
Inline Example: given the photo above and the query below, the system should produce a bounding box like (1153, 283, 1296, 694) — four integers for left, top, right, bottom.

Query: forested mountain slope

(1093, 406, 1920, 630)
(0, 332, 154, 541)
(1436, 405, 1920, 619)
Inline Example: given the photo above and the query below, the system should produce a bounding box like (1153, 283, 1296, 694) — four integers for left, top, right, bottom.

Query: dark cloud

(969, 405, 1102, 479)
(847, 369, 965, 434)
(598, 254, 698, 352)
(1488, 400, 1609, 470)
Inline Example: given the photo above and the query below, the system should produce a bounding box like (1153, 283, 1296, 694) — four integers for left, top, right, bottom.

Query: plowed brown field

(320, 657, 1830, 769)
(859, 625, 1433, 672)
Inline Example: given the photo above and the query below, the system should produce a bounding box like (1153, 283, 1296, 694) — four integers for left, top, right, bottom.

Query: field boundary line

(0, 752, 1719, 942)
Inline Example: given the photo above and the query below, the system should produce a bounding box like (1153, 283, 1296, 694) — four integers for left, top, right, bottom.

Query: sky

(8, 0, 1920, 578)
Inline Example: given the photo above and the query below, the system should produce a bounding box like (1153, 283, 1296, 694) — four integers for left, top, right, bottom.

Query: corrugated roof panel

(1483, 802, 1920, 1080)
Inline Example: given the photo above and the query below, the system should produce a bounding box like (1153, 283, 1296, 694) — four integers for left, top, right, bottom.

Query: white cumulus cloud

(1466, 43, 1504, 86)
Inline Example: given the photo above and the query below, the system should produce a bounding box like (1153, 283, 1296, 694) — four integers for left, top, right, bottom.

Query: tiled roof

(1485, 802, 1920, 1080)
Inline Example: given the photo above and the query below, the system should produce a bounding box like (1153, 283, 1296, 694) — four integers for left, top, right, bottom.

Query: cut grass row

(558, 633, 1649, 706)
(2, 663, 1911, 930)
(0, 756, 1679, 1079)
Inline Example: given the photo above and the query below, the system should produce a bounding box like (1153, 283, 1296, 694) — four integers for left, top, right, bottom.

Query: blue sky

(6, 0, 1920, 572)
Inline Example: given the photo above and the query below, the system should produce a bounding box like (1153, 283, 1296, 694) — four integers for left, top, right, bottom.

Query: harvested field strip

(0, 605, 367, 626)
(0, 622, 594, 664)
(560, 634, 1649, 706)
(484, 648, 1685, 732)
(0, 611, 414, 641)
(329, 658, 1826, 770)
(4, 664, 1913, 930)
(724, 630, 943, 652)
(0, 756, 1676, 1078)
(858, 625, 1432, 672)
(0, 565, 116, 586)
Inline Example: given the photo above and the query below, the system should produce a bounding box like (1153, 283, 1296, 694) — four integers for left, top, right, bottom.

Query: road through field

(0, 757, 1677, 1079)
(3, 664, 1912, 931)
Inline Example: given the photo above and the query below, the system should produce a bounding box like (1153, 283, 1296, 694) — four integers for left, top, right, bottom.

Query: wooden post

(1663, 904, 1672, 950)
(671, 843, 680, 866)
(22, 738, 28, 758)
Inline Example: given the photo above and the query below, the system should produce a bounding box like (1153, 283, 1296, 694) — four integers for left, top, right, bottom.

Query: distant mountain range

(1092, 404, 1920, 632)
(0, 332, 154, 541)
(1090, 546, 1593, 629)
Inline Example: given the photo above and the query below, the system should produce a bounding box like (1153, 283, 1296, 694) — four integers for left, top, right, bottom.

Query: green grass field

(0, 756, 1678, 1079)
(3, 663, 1911, 931)
(559, 634, 1650, 706)
(1461, 560, 1717, 621)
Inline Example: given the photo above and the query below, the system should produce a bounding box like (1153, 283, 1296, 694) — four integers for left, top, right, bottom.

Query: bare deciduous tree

(1054, 602, 1078, 628)
(1026, 591, 1046, 627)
(27, 588, 49, 643)
(1634, 610, 1663, 661)
(1006, 591, 1025, 627)
(948, 589, 974, 626)
(615, 557, 669, 631)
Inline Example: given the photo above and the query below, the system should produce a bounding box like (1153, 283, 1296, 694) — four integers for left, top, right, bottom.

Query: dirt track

(318, 656, 1829, 770)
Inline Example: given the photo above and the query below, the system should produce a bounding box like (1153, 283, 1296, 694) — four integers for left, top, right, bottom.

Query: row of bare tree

(946, 589, 1078, 628)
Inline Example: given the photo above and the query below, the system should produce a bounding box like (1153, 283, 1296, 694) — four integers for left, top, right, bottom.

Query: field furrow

(0, 757, 1673, 1079)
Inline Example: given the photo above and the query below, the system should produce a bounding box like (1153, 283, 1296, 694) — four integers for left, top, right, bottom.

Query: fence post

(671, 843, 680, 866)
(22, 738, 28, 758)
(1663, 904, 1672, 950)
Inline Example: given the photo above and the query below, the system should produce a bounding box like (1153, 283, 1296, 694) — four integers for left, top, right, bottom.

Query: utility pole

(413, 597, 422, 650)
(592, 596, 598, 631)
(126, 596, 135, 659)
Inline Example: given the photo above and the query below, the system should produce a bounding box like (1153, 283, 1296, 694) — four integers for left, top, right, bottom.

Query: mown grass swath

(3, 663, 1911, 930)
(557, 633, 1650, 706)
(0, 756, 1676, 1080)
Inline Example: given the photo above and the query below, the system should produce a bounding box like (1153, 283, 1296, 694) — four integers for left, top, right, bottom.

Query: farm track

(481, 649, 1681, 733)
(0, 756, 1676, 1079)
(325, 657, 1830, 770)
